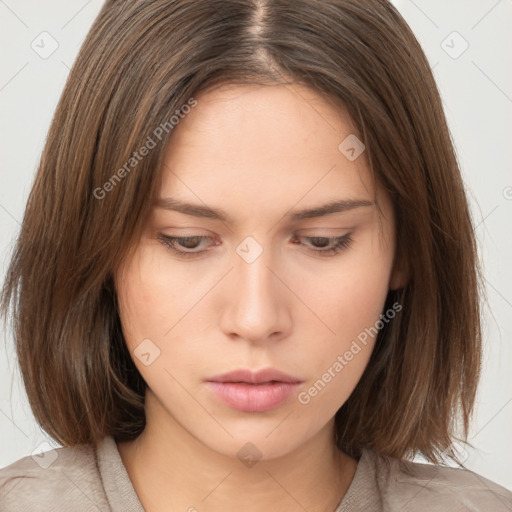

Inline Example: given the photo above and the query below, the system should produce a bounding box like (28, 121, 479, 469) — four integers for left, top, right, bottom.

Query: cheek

(115, 248, 182, 348)
(295, 266, 388, 414)
(115, 250, 202, 396)
(303, 253, 392, 341)
(295, 245, 393, 396)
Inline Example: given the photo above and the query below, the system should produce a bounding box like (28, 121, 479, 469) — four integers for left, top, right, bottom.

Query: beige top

(1, 436, 511, 511)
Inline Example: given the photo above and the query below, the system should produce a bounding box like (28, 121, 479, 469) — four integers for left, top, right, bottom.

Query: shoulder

(366, 449, 512, 511)
(0, 441, 110, 512)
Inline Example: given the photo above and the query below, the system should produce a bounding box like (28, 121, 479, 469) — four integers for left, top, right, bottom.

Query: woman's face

(115, 83, 401, 460)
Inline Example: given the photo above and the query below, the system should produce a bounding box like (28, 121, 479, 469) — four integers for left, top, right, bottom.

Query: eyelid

(156, 231, 354, 259)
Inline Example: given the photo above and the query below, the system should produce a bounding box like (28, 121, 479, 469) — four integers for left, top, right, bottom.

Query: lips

(207, 368, 303, 385)
(205, 368, 303, 412)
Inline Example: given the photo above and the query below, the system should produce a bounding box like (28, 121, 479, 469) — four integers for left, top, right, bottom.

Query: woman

(1, 0, 511, 510)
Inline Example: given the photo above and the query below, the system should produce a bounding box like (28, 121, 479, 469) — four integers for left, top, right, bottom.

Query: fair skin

(115, 83, 402, 512)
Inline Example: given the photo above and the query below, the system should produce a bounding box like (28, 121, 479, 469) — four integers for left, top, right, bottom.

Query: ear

(389, 265, 408, 291)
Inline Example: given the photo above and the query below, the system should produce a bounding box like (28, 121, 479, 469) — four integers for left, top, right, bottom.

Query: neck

(117, 393, 358, 512)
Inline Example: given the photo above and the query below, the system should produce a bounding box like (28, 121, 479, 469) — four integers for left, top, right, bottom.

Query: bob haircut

(1, 0, 483, 464)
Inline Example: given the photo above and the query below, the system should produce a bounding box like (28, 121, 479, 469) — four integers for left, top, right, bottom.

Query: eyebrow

(154, 197, 374, 223)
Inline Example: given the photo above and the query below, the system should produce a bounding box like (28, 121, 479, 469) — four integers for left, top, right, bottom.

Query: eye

(157, 233, 353, 259)
(291, 234, 353, 257)
(157, 234, 217, 259)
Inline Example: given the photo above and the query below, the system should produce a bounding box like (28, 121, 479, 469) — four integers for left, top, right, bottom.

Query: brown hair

(1, 0, 482, 464)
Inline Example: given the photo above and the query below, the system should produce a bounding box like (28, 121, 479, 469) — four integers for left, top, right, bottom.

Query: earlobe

(389, 267, 407, 291)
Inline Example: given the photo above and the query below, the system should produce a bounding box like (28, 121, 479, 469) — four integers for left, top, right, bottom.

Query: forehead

(165, 83, 360, 157)
(157, 84, 378, 223)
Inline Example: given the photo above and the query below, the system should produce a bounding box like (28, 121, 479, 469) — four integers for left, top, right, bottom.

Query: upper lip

(206, 368, 303, 384)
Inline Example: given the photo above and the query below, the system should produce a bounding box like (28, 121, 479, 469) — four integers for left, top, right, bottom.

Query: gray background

(1, 0, 511, 491)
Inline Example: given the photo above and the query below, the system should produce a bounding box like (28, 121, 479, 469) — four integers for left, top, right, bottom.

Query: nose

(219, 243, 292, 344)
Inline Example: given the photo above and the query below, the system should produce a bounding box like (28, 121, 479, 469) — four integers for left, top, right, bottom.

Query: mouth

(207, 367, 303, 385)
(205, 368, 303, 412)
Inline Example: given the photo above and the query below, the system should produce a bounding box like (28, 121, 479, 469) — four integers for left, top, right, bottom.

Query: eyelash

(157, 233, 353, 259)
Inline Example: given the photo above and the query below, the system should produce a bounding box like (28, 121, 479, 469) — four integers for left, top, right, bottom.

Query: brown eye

(291, 234, 354, 256)
(157, 234, 216, 258)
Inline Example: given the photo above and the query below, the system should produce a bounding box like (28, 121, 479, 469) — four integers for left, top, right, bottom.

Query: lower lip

(206, 381, 301, 412)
